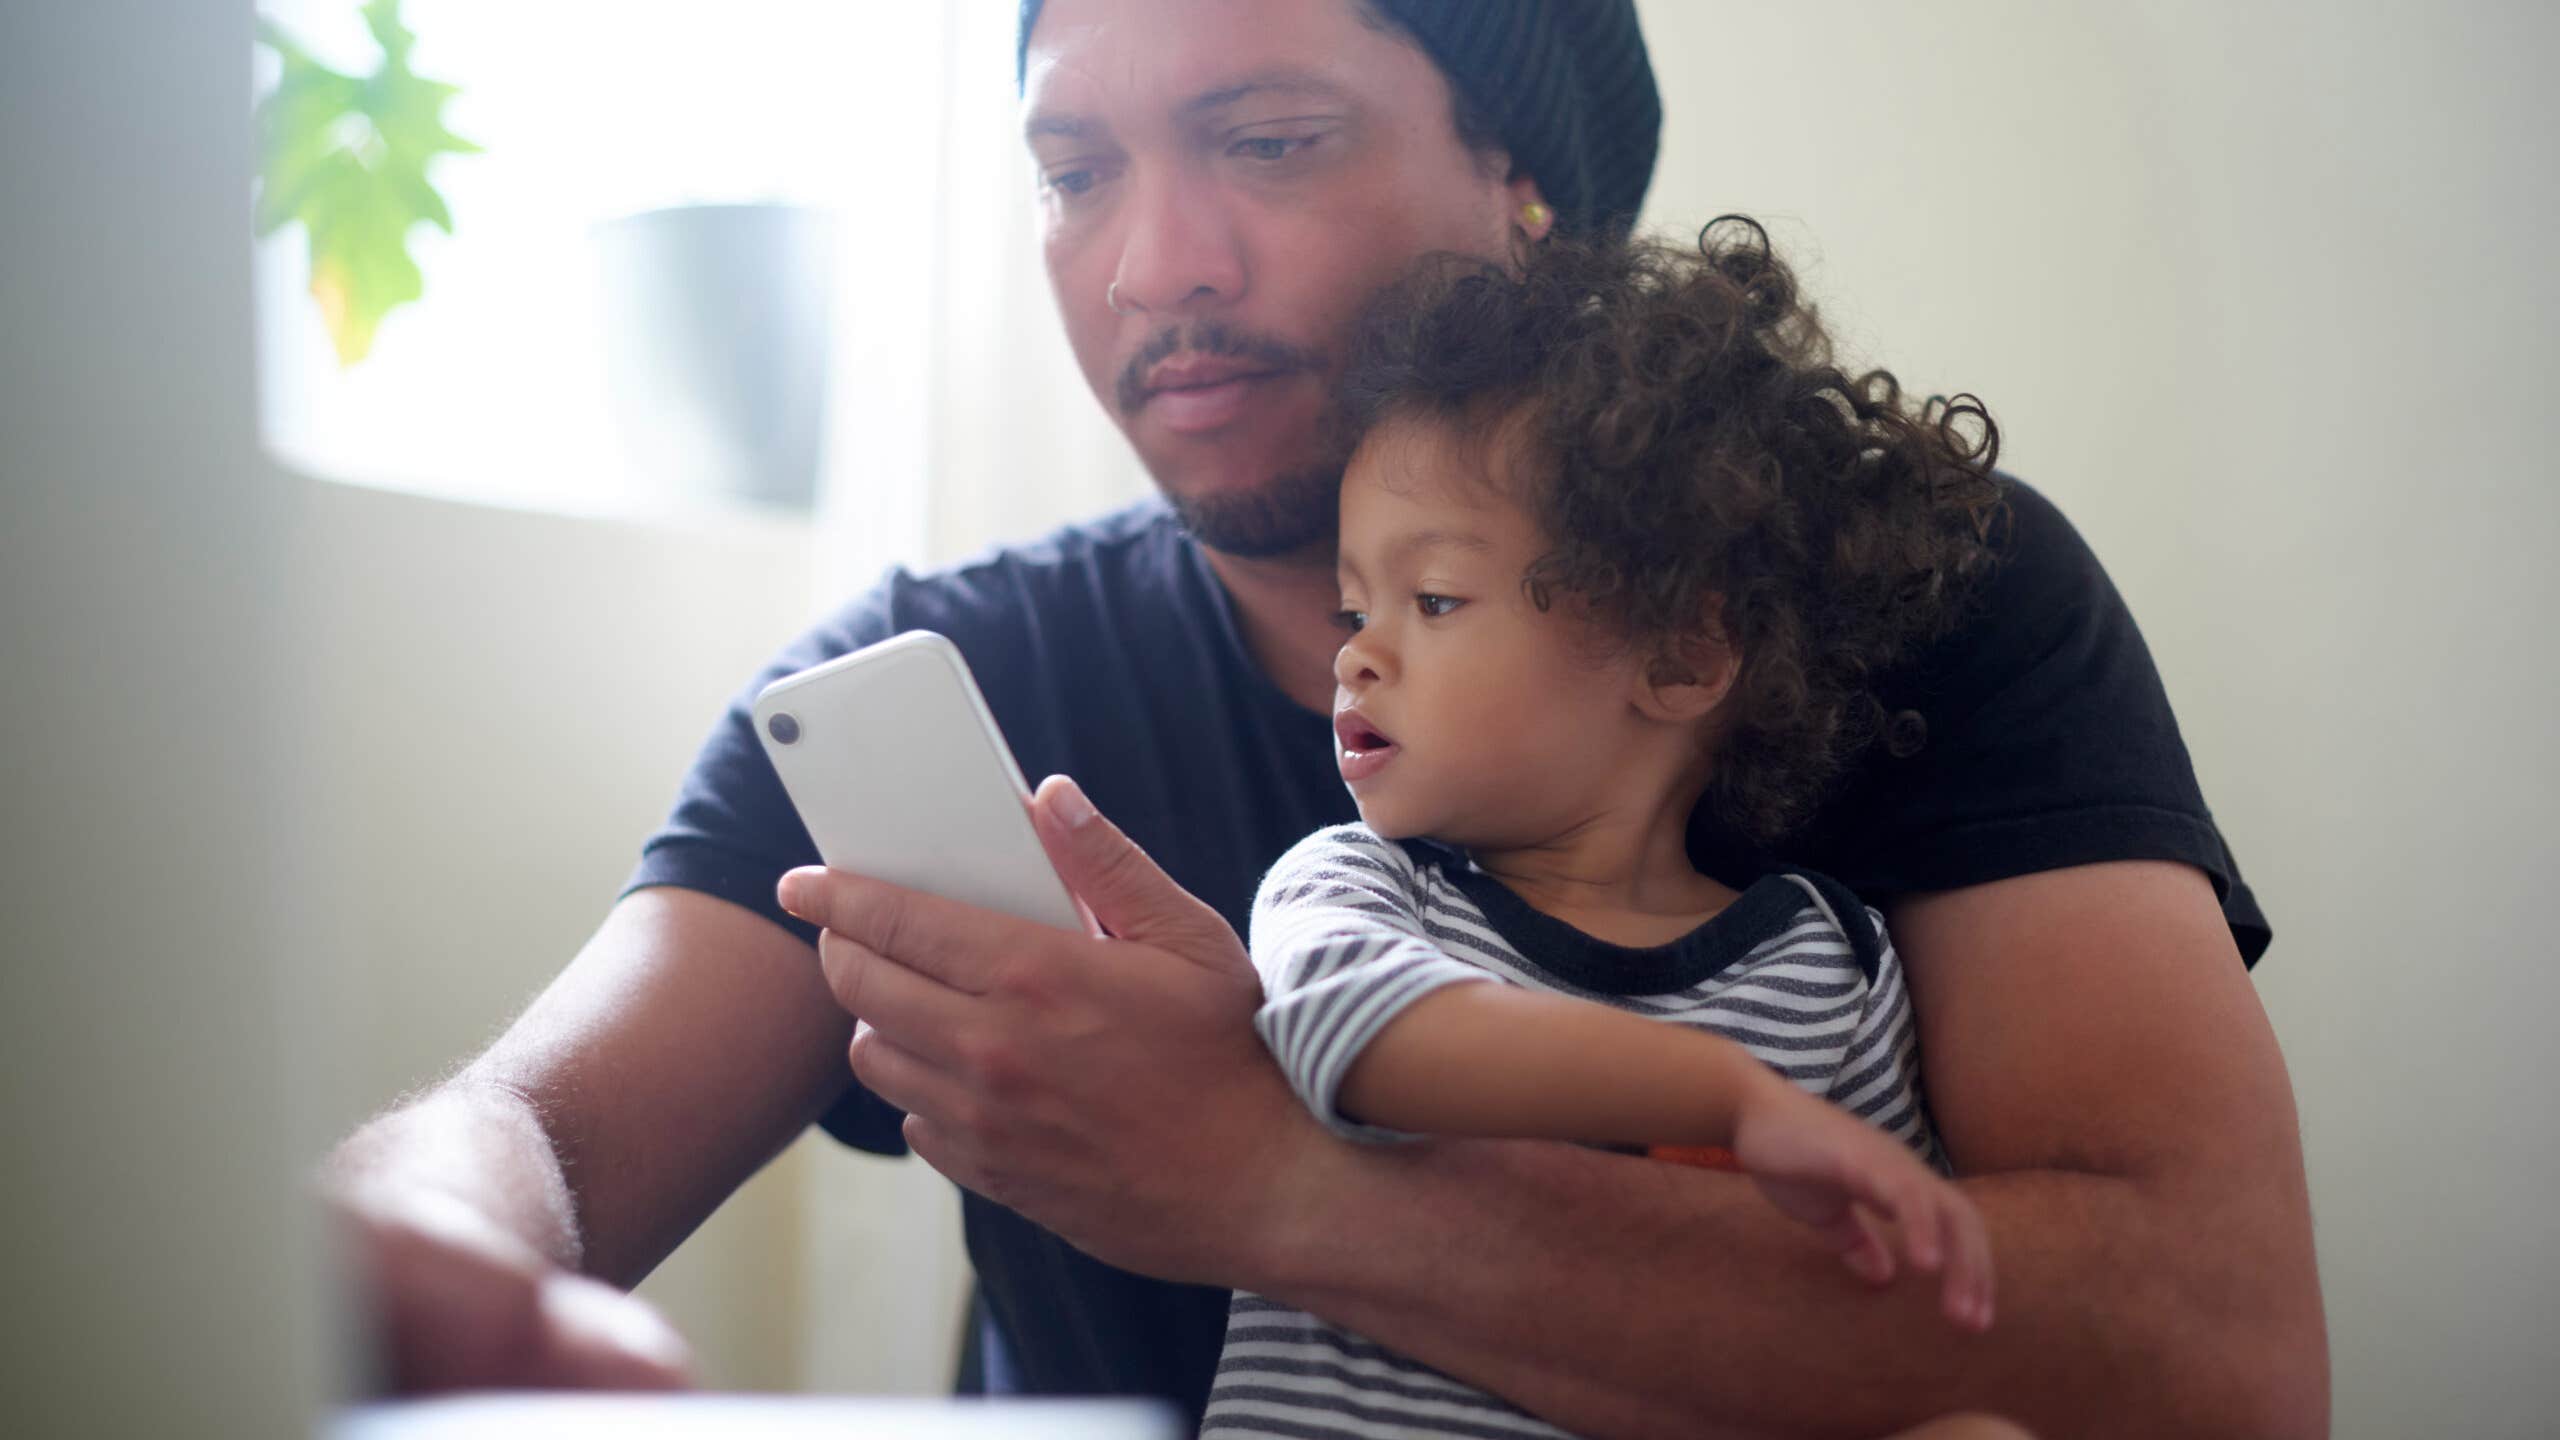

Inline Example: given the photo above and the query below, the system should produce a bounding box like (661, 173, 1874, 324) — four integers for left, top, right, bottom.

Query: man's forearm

(323, 1077, 584, 1271)
(1251, 1136, 2322, 1440)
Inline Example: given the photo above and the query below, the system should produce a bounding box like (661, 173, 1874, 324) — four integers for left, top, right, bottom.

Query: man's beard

(1118, 319, 1340, 558)
(1166, 462, 1342, 559)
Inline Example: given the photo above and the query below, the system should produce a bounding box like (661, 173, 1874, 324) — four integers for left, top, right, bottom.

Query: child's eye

(1416, 593, 1465, 618)
(1334, 609, 1367, 633)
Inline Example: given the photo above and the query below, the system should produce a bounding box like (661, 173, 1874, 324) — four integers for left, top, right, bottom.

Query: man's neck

(1200, 543, 1343, 715)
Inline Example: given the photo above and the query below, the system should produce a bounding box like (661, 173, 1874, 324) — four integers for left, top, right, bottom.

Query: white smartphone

(752, 630, 1084, 934)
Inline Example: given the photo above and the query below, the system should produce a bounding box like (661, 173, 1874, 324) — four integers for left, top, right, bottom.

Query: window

(254, 1, 948, 520)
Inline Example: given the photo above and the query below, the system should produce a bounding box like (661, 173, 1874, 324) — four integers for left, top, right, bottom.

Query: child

(1201, 218, 2011, 1440)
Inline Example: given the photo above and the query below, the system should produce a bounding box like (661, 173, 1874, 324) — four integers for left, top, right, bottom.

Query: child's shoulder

(1763, 866, 1892, 984)
(1268, 821, 1412, 875)
(1255, 823, 1425, 905)
(1259, 825, 1443, 922)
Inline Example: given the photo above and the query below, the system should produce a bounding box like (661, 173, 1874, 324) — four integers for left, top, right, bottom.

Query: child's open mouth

(1333, 708, 1399, 784)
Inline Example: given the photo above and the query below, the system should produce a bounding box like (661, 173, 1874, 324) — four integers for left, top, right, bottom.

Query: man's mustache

(1115, 322, 1326, 417)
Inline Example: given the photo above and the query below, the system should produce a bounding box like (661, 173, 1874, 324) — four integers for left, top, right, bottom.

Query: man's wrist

(321, 1080, 585, 1273)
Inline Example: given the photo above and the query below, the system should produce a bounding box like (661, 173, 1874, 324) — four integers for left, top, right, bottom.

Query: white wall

(289, 478, 979, 1394)
(290, 481, 816, 1390)
(1, 3, 327, 1435)
(1630, 1, 2559, 1432)
(263, 1, 1073, 1402)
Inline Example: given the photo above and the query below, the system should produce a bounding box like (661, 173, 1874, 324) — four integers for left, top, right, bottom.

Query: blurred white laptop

(332, 1394, 1181, 1438)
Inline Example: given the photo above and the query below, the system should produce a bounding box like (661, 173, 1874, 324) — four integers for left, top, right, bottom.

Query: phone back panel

(752, 631, 1083, 933)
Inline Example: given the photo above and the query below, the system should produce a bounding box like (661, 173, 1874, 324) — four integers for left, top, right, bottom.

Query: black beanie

(1014, 0, 1661, 238)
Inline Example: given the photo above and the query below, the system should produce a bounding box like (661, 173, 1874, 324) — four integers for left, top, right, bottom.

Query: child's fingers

(1879, 1168, 2003, 1332)
(1902, 1182, 1991, 1331)
(1897, 1170, 1947, 1274)
(1824, 1203, 1896, 1288)
(1944, 1187, 1996, 1331)
(1822, 1139, 1924, 1242)
(1853, 1158, 1946, 1277)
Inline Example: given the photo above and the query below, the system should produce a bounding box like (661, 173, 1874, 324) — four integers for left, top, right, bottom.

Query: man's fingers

(778, 865, 1042, 995)
(901, 1113, 994, 1200)
(1029, 775, 1239, 962)
(817, 930, 974, 1062)
(533, 1272, 694, 1390)
(344, 1190, 693, 1394)
(846, 1024, 974, 1131)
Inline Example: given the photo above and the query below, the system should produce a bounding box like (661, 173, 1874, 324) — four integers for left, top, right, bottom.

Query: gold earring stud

(1521, 201, 1552, 233)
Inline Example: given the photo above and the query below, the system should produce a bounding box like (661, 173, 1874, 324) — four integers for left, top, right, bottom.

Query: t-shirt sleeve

(618, 577, 915, 1156)
(1823, 906, 1942, 1169)
(1795, 481, 2271, 964)
(622, 591, 892, 944)
(1248, 826, 1494, 1144)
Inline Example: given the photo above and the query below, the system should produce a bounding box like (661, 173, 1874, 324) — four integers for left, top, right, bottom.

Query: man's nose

(1108, 166, 1246, 316)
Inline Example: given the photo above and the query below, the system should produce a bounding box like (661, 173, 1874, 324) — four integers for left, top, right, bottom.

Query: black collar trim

(1393, 837, 1819, 996)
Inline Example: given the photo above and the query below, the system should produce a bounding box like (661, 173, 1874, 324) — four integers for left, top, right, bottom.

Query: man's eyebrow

(1028, 69, 1358, 144)
(1023, 110, 1095, 143)
(1177, 69, 1360, 120)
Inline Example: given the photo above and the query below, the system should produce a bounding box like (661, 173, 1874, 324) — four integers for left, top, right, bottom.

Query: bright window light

(254, 1, 942, 520)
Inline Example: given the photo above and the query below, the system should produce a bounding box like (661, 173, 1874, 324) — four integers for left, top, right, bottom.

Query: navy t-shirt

(624, 479, 2266, 1424)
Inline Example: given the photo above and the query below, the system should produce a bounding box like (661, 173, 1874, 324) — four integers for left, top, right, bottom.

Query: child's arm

(1339, 981, 1995, 1332)
(1335, 976, 1771, 1144)
(1248, 829, 1989, 1326)
(1247, 829, 1510, 1142)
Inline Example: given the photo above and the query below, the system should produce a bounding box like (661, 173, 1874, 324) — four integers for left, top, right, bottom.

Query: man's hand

(776, 774, 1314, 1285)
(329, 1185, 693, 1394)
(318, 884, 878, 1397)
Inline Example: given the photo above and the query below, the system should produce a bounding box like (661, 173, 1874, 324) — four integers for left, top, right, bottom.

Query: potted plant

(254, 0, 478, 367)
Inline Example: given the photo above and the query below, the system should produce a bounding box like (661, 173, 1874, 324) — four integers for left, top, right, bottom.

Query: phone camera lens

(768, 713, 801, 745)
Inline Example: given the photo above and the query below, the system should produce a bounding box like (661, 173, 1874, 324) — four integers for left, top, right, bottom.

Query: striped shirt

(1203, 823, 1938, 1439)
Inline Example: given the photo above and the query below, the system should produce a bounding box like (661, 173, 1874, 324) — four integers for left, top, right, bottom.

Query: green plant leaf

(254, 0, 477, 366)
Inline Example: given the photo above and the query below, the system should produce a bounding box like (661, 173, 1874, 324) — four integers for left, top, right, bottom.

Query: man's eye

(1334, 609, 1367, 633)
(1231, 135, 1311, 163)
(1416, 594, 1464, 618)
(1041, 161, 1119, 199)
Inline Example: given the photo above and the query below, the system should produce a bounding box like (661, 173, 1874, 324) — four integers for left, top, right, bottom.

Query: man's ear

(1507, 174, 1556, 243)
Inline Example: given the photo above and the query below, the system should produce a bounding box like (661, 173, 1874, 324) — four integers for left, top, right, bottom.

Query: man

(325, 2, 2328, 1435)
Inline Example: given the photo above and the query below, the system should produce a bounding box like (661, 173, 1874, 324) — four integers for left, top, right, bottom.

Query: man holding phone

(321, 2, 2327, 1434)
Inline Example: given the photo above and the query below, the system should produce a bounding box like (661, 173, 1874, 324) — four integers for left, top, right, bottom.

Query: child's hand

(1729, 1077, 1995, 1331)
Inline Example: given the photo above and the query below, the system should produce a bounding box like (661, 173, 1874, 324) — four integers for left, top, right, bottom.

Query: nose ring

(1107, 281, 1134, 316)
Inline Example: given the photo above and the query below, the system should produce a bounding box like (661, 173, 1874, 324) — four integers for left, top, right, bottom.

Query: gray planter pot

(593, 202, 836, 511)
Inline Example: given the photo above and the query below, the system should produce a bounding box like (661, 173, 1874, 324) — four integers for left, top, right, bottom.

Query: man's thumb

(1030, 774, 1226, 951)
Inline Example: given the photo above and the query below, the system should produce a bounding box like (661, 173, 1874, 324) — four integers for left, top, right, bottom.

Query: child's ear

(1631, 612, 1740, 725)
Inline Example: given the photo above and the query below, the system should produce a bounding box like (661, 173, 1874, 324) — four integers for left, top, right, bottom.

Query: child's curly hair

(1336, 217, 2007, 843)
